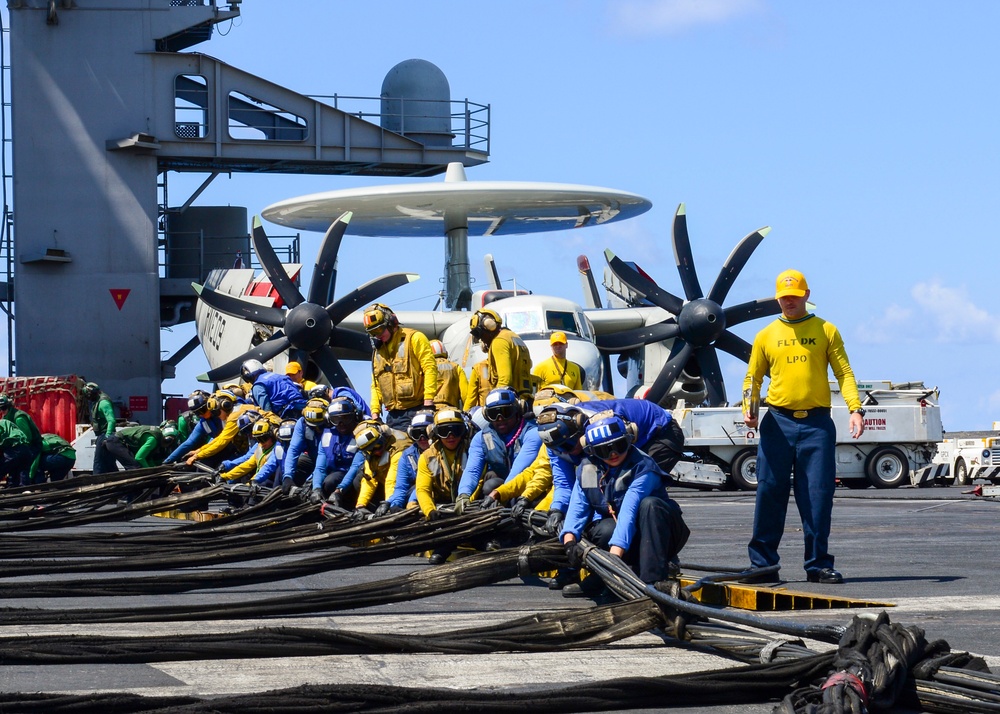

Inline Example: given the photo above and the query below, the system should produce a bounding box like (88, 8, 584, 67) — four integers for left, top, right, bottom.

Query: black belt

(767, 405, 830, 419)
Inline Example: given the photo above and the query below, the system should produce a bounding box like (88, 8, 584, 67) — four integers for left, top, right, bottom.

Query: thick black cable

(0, 510, 513, 598)
(0, 598, 665, 664)
(0, 540, 567, 624)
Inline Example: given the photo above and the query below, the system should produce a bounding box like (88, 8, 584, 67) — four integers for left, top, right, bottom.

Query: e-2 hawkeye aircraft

(193, 164, 780, 409)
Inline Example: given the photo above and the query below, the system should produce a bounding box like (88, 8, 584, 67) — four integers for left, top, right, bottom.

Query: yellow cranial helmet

(302, 398, 329, 425)
(362, 303, 397, 336)
(353, 419, 389, 454)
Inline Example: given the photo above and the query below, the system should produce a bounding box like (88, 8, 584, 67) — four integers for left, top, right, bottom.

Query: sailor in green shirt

(84, 382, 117, 475)
(29, 433, 76, 483)
(0, 419, 32, 488)
(106, 424, 178, 470)
(0, 395, 43, 486)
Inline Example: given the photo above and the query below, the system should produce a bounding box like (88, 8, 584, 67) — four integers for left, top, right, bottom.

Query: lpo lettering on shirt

(786, 355, 809, 363)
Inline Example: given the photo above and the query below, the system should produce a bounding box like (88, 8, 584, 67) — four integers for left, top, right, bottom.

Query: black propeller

(194, 212, 417, 386)
(596, 204, 780, 407)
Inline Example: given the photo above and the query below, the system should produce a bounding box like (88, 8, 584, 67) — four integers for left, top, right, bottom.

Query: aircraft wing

(583, 306, 666, 336)
(337, 310, 471, 342)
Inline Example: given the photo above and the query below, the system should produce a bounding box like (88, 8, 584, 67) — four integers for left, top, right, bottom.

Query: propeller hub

(678, 298, 726, 346)
(284, 302, 334, 352)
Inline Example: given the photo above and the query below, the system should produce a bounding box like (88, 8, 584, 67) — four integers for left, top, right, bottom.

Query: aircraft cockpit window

(505, 311, 544, 334)
(545, 311, 578, 335)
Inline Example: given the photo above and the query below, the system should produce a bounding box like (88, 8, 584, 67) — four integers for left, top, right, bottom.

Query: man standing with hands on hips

(742, 269, 865, 585)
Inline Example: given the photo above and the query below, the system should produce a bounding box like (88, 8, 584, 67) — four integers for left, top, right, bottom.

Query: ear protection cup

(470, 309, 501, 340)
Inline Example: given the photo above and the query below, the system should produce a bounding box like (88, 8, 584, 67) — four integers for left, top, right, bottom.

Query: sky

(23, 1, 1000, 430)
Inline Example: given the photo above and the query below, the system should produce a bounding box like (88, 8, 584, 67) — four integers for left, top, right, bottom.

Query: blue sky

(151, 1, 998, 430)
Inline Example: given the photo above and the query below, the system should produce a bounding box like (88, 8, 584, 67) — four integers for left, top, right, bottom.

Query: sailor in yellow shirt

(741, 269, 865, 587)
(346, 419, 408, 518)
(532, 331, 585, 390)
(415, 409, 471, 565)
(364, 303, 438, 432)
(469, 308, 535, 401)
(463, 358, 492, 412)
(285, 361, 317, 396)
(429, 339, 468, 409)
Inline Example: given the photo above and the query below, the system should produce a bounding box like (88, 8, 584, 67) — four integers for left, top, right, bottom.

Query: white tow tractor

(672, 380, 944, 491)
(931, 429, 1000, 486)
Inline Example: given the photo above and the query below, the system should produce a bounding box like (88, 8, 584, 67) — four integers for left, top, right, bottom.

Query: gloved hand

(247, 481, 261, 498)
(308, 488, 323, 504)
(545, 509, 565, 535)
(426, 508, 442, 522)
(328, 489, 342, 507)
(350, 506, 373, 522)
(454, 494, 471, 516)
(220, 460, 234, 472)
(480, 493, 500, 510)
(373, 501, 392, 518)
(510, 497, 529, 520)
(564, 539, 584, 570)
(281, 478, 293, 496)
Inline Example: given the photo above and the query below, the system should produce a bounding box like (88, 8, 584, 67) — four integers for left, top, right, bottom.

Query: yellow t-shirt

(743, 314, 862, 412)
(532, 356, 584, 390)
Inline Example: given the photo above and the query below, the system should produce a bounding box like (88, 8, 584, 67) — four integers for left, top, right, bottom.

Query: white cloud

(910, 279, 1000, 343)
(855, 278, 1000, 345)
(610, 0, 766, 36)
(855, 303, 913, 344)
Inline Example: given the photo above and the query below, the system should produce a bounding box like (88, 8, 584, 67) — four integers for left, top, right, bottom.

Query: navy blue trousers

(748, 409, 836, 575)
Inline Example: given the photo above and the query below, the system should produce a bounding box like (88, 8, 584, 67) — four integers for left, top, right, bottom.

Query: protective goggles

(588, 436, 631, 461)
(483, 404, 518, 422)
(407, 426, 430, 440)
(436, 424, 466, 439)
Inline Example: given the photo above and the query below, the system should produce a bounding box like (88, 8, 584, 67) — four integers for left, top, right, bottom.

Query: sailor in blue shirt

(163, 392, 224, 464)
(455, 388, 540, 514)
(310, 397, 365, 505)
(241, 358, 307, 419)
(281, 398, 328, 496)
(560, 413, 689, 588)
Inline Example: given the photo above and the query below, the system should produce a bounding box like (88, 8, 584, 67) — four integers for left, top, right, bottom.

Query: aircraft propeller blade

(252, 216, 305, 310)
(604, 208, 777, 407)
(604, 249, 685, 316)
(312, 345, 352, 388)
(672, 204, 703, 301)
(706, 226, 770, 305)
(329, 326, 374, 358)
(695, 346, 727, 407)
(325, 273, 419, 325)
(596, 321, 680, 352)
(724, 297, 781, 327)
(713, 330, 753, 362)
(645, 340, 694, 405)
(199, 332, 291, 382)
(192, 284, 287, 328)
(308, 211, 351, 306)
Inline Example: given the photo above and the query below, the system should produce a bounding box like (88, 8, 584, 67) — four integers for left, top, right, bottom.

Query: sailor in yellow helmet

(429, 339, 468, 409)
(363, 303, 438, 432)
(469, 307, 535, 401)
(531, 331, 585, 390)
